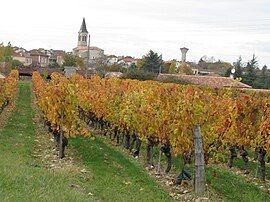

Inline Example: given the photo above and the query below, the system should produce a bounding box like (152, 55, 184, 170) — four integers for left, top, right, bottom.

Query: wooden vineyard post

(194, 124, 205, 196)
(59, 107, 64, 159)
(157, 149, 162, 174)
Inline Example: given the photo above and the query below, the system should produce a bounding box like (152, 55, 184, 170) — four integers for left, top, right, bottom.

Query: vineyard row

(0, 70, 19, 113)
(32, 71, 270, 180)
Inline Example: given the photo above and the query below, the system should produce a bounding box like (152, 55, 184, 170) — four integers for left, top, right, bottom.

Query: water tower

(180, 47, 189, 63)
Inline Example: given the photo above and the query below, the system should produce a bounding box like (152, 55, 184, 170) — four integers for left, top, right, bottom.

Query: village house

(118, 56, 136, 68)
(12, 51, 32, 66)
(106, 55, 119, 65)
(29, 49, 49, 67)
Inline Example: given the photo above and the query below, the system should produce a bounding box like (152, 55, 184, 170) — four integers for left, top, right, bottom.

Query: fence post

(194, 124, 205, 196)
(59, 107, 64, 159)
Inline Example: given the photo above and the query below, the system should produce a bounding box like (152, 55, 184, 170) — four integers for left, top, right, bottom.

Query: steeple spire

(77, 18, 88, 47)
(79, 17, 88, 33)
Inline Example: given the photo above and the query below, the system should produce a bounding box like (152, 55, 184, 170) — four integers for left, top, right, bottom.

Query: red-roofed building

(158, 74, 252, 89)
(118, 56, 136, 68)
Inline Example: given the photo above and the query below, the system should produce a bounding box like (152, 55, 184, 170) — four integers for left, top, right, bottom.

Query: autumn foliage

(32, 71, 89, 138)
(33, 71, 270, 164)
(71, 74, 270, 158)
(0, 70, 19, 111)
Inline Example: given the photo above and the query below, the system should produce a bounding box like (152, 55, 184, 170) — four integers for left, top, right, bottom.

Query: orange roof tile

(158, 74, 252, 89)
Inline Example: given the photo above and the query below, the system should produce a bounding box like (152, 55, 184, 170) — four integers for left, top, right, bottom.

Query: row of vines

(0, 70, 19, 113)
(32, 72, 89, 158)
(72, 73, 270, 180)
(32, 71, 270, 180)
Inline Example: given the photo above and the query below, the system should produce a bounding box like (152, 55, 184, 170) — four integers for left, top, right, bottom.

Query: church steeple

(79, 17, 88, 33)
(77, 18, 88, 47)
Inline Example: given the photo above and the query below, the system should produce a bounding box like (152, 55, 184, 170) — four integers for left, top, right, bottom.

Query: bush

(156, 75, 190, 85)
(122, 69, 157, 81)
(104, 64, 126, 73)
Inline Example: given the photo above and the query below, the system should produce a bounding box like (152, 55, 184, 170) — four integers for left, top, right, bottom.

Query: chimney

(180, 47, 189, 63)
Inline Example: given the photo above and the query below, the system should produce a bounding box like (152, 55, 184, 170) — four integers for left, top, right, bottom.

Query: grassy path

(98, 136, 270, 202)
(0, 82, 171, 201)
(206, 166, 270, 202)
(70, 137, 170, 201)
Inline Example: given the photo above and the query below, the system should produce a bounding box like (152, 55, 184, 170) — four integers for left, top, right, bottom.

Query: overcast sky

(1, 0, 270, 66)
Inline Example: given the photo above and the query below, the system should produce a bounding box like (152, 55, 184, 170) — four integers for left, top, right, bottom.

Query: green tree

(0, 42, 24, 71)
(11, 59, 23, 69)
(233, 56, 243, 79)
(122, 69, 156, 81)
(130, 63, 137, 70)
(49, 61, 60, 68)
(136, 59, 145, 69)
(0, 42, 13, 62)
(242, 54, 258, 86)
(253, 65, 270, 89)
(62, 54, 85, 69)
(261, 65, 268, 77)
(179, 62, 193, 75)
(260, 65, 270, 89)
(62, 54, 77, 67)
(76, 56, 85, 69)
(224, 67, 232, 77)
(142, 50, 163, 74)
(169, 60, 177, 74)
(104, 63, 125, 72)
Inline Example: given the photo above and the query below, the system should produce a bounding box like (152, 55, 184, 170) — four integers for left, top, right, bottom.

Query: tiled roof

(17, 67, 63, 75)
(107, 55, 118, 58)
(12, 51, 31, 58)
(158, 74, 252, 89)
(12, 52, 24, 57)
(90, 46, 103, 51)
(122, 56, 134, 63)
(29, 49, 49, 57)
(53, 50, 65, 56)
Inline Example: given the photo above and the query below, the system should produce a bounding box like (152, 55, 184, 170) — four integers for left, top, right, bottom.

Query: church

(73, 18, 104, 66)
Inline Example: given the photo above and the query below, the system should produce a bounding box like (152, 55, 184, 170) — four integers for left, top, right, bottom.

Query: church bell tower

(77, 18, 88, 47)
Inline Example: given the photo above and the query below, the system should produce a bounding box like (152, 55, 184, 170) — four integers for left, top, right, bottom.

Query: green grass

(98, 135, 270, 202)
(233, 156, 270, 180)
(70, 137, 171, 201)
(206, 166, 270, 202)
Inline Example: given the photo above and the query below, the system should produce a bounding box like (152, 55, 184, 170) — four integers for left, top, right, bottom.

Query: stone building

(12, 51, 32, 66)
(73, 18, 104, 67)
(29, 49, 49, 67)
